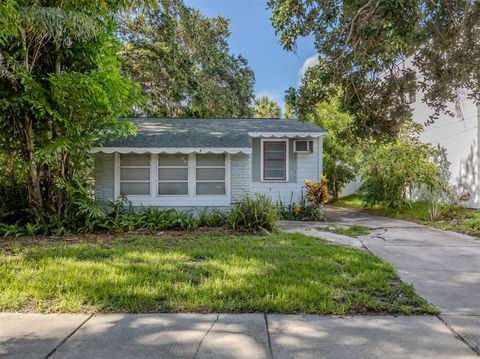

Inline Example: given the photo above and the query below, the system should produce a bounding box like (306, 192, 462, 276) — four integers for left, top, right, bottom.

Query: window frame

(113, 152, 231, 204)
(118, 153, 152, 197)
(194, 153, 227, 196)
(157, 154, 190, 197)
(261, 139, 289, 182)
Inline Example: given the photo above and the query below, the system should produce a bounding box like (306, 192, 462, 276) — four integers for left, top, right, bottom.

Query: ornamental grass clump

(227, 194, 278, 233)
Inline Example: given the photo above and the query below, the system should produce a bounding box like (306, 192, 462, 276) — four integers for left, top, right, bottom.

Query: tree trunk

(332, 152, 338, 202)
(23, 112, 43, 213)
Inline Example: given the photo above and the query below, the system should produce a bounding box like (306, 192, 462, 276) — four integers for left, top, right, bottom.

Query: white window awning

(248, 132, 325, 138)
(91, 147, 252, 154)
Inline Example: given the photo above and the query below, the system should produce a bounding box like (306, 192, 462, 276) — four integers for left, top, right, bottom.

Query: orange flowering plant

(304, 176, 328, 206)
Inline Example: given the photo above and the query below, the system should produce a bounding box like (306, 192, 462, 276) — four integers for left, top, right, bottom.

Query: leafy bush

(277, 200, 323, 221)
(304, 176, 329, 206)
(360, 122, 442, 209)
(227, 194, 278, 233)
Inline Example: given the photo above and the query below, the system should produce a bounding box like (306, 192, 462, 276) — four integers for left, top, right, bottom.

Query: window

(120, 154, 150, 195)
(263, 141, 287, 181)
(293, 140, 313, 153)
(158, 154, 189, 195)
(196, 154, 226, 195)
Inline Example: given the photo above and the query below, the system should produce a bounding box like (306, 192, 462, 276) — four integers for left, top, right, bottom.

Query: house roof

(92, 118, 325, 154)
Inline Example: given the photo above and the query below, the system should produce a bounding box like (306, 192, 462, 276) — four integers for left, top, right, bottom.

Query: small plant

(227, 194, 278, 233)
(334, 225, 369, 237)
(304, 176, 328, 207)
(277, 199, 323, 221)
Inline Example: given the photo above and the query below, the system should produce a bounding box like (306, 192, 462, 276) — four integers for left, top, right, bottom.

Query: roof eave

(90, 147, 252, 155)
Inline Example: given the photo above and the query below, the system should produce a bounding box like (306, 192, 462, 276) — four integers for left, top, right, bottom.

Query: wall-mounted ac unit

(293, 140, 314, 153)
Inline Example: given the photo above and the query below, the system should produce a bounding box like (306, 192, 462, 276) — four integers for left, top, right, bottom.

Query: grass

(0, 232, 436, 315)
(336, 195, 480, 237)
(334, 225, 370, 237)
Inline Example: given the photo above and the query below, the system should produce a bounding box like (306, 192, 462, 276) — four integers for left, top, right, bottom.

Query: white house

(91, 118, 325, 209)
(340, 61, 480, 208)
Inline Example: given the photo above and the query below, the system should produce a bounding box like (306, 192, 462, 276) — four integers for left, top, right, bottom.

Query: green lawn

(0, 232, 435, 314)
(336, 195, 480, 238)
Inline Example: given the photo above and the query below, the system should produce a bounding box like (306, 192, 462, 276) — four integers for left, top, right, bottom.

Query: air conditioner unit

(293, 140, 314, 153)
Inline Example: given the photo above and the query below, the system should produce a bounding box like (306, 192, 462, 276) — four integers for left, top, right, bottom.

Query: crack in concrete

(44, 314, 93, 359)
(437, 315, 480, 356)
(264, 314, 274, 359)
(193, 314, 219, 359)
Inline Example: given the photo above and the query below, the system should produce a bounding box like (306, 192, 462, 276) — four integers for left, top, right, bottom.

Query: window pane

(196, 168, 225, 181)
(121, 168, 150, 181)
(264, 161, 285, 170)
(120, 154, 150, 167)
(158, 154, 188, 167)
(120, 182, 150, 195)
(196, 182, 225, 195)
(158, 168, 188, 181)
(264, 169, 286, 180)
(158, 182, 188, 195)
(264, 142, 286, 152)
(264, 150, 286, 160)
(295, 141, 308, 151)
(196, 154, 225, 166)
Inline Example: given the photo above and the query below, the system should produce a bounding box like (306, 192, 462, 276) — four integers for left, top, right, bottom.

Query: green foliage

(253, 96, 281, 118)
(309, 91, 359, 200)
(277, 200, 323, 221)
(360, 122, 442, 209)
(0, 232, 437, 314)
(120, 3, 255, 117)
(334, 225, 369, 237)
(269, 0, 480, 135)
(0, 0, 148, 225)
(227, 194, 278, 233)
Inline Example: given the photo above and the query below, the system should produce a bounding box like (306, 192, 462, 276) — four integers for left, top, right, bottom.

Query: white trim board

(248, 132, 325, 138)
(92, 147, 251, 154)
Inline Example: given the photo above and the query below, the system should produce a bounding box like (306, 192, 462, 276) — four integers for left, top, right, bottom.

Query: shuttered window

(158, 154, 189, 195)
(120, 154, 151, 195)
(195, 154, 226, 195)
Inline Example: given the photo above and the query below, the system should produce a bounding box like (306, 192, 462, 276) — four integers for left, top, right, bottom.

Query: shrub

(227, 194, 278, 233)
(277, 200, 323, 221)
(360, 122, 442, 209)
(304, 176, 329, 206)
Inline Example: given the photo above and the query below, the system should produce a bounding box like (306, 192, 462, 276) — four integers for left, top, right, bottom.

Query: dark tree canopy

(268, 0, 480, 136)
(120, 2, 255, 117)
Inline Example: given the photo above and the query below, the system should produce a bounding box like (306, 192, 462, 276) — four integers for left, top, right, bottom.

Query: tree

(120, 3, 255, 117)
(309, 91, 359, 201)
(268, 0, 480, 136)
(253, 96, 281, 118)
(0, 1, 149, 223)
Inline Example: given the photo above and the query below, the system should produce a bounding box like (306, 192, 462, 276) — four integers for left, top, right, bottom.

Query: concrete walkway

(1, 206, 479, 358)
(280, 205, 480, 356)
(1, 313, 478, 359)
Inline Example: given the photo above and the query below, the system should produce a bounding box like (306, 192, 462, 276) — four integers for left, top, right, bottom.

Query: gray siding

(94, 153, 115, 201)
(230, 153, 251, 203)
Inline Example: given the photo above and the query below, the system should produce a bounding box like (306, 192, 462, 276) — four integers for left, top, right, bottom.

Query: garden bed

(0, 231, 436, 314)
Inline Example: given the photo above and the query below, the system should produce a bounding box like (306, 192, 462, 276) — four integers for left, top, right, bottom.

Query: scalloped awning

(91, 147, 252, 154)
(248, 132, 324, 138)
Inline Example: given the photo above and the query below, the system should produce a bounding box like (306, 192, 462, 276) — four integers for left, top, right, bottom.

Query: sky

(184, 0, 318, 109)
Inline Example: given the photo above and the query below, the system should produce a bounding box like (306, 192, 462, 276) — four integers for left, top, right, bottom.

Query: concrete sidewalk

(1, 313, 477, 359)
(280, 205, 480, 356)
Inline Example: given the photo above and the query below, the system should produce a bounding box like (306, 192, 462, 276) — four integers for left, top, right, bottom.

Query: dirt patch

(0, 227, 233, 253)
